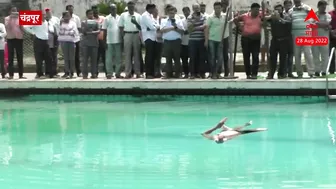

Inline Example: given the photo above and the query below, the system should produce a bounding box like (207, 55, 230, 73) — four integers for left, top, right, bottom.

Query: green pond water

(0, 95, 335, 189)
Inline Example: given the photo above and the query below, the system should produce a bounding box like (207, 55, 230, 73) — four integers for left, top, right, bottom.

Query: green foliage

(97, 0, 127, 16)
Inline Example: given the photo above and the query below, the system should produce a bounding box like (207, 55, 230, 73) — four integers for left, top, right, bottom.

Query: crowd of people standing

(0, 0, 335, 80)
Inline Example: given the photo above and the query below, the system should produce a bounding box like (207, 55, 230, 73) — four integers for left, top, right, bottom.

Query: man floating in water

(201, 117, 267, 143)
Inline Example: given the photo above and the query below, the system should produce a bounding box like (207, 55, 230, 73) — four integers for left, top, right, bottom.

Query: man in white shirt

(102, 4, 122, 79)
(221, 0, 231, 77)
(24, 11, 52, 79)
(65, 4, 82, 77)
(140, 4, 159, 79)
(118, 1, 142, 78)
(181, 7, 190, 78)
(160, 6, 185, 78)
(45, 8, 60, 78)
(200, 3, 210, 18)
(152, 7, 163, 78)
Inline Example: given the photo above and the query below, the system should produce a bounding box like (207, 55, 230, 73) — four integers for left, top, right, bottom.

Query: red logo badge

(295, 9, 328, 46)
(19, 10, 42, 26)
(304, 9, 319, 22)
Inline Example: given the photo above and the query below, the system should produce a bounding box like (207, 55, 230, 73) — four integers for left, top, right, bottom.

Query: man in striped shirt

(187, 3, 207, 79)
(288, 0, 315, 78)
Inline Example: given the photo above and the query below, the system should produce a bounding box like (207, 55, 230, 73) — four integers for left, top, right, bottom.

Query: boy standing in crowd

(81, 9, 100, 79)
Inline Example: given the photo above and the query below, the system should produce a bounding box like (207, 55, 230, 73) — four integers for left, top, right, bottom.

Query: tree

(97, 0, 127, 16)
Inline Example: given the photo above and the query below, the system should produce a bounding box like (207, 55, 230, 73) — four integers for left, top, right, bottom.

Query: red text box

(19, 10, 42, 26)
(295, 37, 328, 46)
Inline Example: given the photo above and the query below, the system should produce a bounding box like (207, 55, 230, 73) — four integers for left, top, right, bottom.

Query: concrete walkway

(0, 73, 333, 92)
(20, 53, 308, 73)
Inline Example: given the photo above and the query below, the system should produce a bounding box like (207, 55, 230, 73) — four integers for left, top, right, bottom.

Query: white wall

(30, 0, 334, 18)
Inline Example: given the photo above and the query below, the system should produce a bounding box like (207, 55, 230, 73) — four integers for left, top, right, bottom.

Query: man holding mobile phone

(160, 6, 185, 78)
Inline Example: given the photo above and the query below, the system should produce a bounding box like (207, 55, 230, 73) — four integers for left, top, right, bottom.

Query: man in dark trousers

(160, 6, 184, 78)
(45, 8, 60, 78)
(65, 5, 82, 77)
(187, 3, 207, 79)
(24, 11, 52, 79)
(92, 5, 106, 76)
(4, 6, 25, 79)
(140, 4, 159, 78)
(265, 3, 292, 79)
(283, 0, 294, 78)
(233, 3, 263, 79)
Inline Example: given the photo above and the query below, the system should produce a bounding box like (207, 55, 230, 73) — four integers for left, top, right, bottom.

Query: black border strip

(0, 88, 331, 96)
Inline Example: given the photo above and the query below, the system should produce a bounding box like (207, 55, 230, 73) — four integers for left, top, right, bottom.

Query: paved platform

(20, 53, 309, 73)
(0, 73, 334, 96)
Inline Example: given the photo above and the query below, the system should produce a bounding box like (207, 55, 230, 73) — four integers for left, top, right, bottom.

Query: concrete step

(18, 62, 309, 73)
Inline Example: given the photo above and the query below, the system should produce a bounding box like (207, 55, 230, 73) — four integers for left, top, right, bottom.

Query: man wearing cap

(92, 5, 106, 76)
(265, 3, 292, 79)
(312, 0, 331, 77)
(24, 10, 52, 79)
(45, 8, 60, 78)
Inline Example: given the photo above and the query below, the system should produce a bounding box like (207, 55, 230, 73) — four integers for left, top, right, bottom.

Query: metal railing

(326, 47, 335, 104)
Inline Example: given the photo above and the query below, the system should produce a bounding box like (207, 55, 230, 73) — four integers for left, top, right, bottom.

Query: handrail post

(326, 47, 335, 105)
